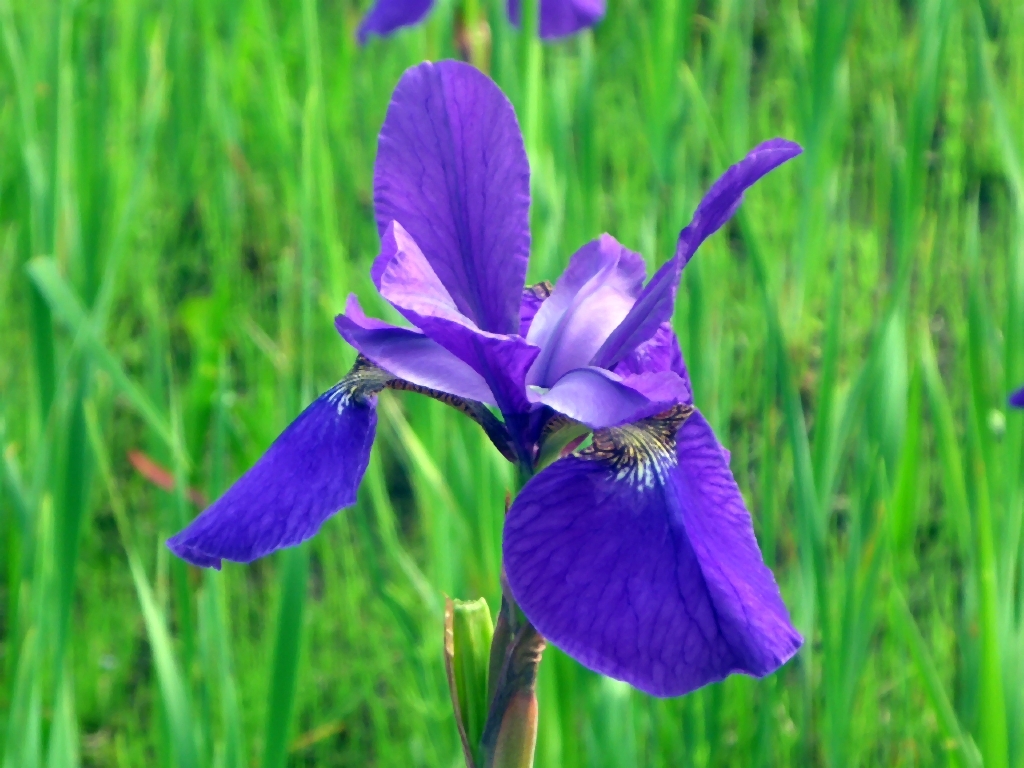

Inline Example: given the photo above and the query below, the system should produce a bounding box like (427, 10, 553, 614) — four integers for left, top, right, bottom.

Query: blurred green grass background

(2, 0, 1023, 765)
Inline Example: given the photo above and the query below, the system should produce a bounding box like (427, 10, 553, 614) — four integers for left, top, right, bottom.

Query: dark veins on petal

(581, 404, 694, 487)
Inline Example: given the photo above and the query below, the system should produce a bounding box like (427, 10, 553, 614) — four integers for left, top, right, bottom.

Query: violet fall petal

(504, 408, 802, 697)
(592, 140, 802, 370)
(357, 0, 434, 44)
(506, 0, 605, 39)
(374, 60, 530, 334)
(167, 384, 377, 569)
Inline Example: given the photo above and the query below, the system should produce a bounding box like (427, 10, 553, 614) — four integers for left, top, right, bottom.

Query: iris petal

(357, 0, 434, 43)
(374, 61, 530, 335)
(592, 140, 802, 370)
(536, 366, 690, 429)
(504, 407, 801, 697)
(168, 378, 381, 568)
(527, 234, 646, 386)
(507, 0, 605, 38)
(611, 321, 692, 395)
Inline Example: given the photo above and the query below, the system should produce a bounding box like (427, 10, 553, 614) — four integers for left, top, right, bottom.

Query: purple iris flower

(168, 60, 803, 697)
(358, 0, 604, 43)
(1011, 387, 1024, 409)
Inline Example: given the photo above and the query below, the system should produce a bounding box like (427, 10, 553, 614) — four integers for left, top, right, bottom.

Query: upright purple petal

(336, 296, 497, 405)
(535, 367, 690, 429)
(506, 0, 605, 38)
(504, 408, 801, 697)
(527, 234, 645, 386)
(357, 0, 434, 43)
(168, 384, 377, 568)
(1010, 386, 1024, 409)
(374, 61, 530, 334)
(592, 140, 802, 370)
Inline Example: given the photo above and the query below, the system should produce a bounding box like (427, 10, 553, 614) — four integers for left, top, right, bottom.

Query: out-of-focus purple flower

(357, 0, 604, 43)
(1010, 387, 1024, 409)
(168, 60, 802, 698)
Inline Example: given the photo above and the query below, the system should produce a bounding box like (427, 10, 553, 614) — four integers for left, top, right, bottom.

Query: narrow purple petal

(504, 408, 801, 697)
(1010, 386, 1024, 409)
(592, 140, 802, 370)
(336, 296, 496, 405)
(612, 321, 692, 392)
(373, 221, 479, 329)
(414, 317, 539, 415)
(506, 0, 605, 38)
(519, 282, 553, 338)
(368, 223, 540, 415)
(527, 234, 645, 386)
(168, 385, 377, 568)
(374, 60, 530, 334)
(535, 366, 690, 429)
(357, 0, 434, 44)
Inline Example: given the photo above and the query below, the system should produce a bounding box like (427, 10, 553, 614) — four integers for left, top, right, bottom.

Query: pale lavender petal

(336, 296, 496, 405)
(373, 221, 477, 329)
(374, 60, 530, 334)
(527, 235, 645, 386)
(357, 0, 433, 43)
(592, 140, 802, 370)
(504, 408, 801, 697)
(507, 0, 605, 38)
(168, 385, 377, 568)
(1010, 386, 1024, 409)
(535, 366, 690, 429)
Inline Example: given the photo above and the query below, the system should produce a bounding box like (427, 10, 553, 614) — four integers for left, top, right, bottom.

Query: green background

(1, 0, 1022, 765)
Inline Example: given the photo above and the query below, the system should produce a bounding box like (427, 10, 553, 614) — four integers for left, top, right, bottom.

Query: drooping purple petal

(336, 295, 497, 404)
(506, 0, 605, 38)
(504, 408, 801, 697)
(592, 140, 802, 370)
(168, 385, 377, 569)
(535, 367, 690, 430)
(374, 60, 530, 335)
(526, 234, 646, 386)
(1010, 386, 1024, 409)
(368, 222, 540, 415)
(357, 0, 434, 43)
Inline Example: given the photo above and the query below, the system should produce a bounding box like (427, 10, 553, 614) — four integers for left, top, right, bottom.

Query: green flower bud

(445, 597, 495, 767)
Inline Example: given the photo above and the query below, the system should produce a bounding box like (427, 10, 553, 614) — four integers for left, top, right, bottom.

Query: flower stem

(480, 615, 545, 768)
